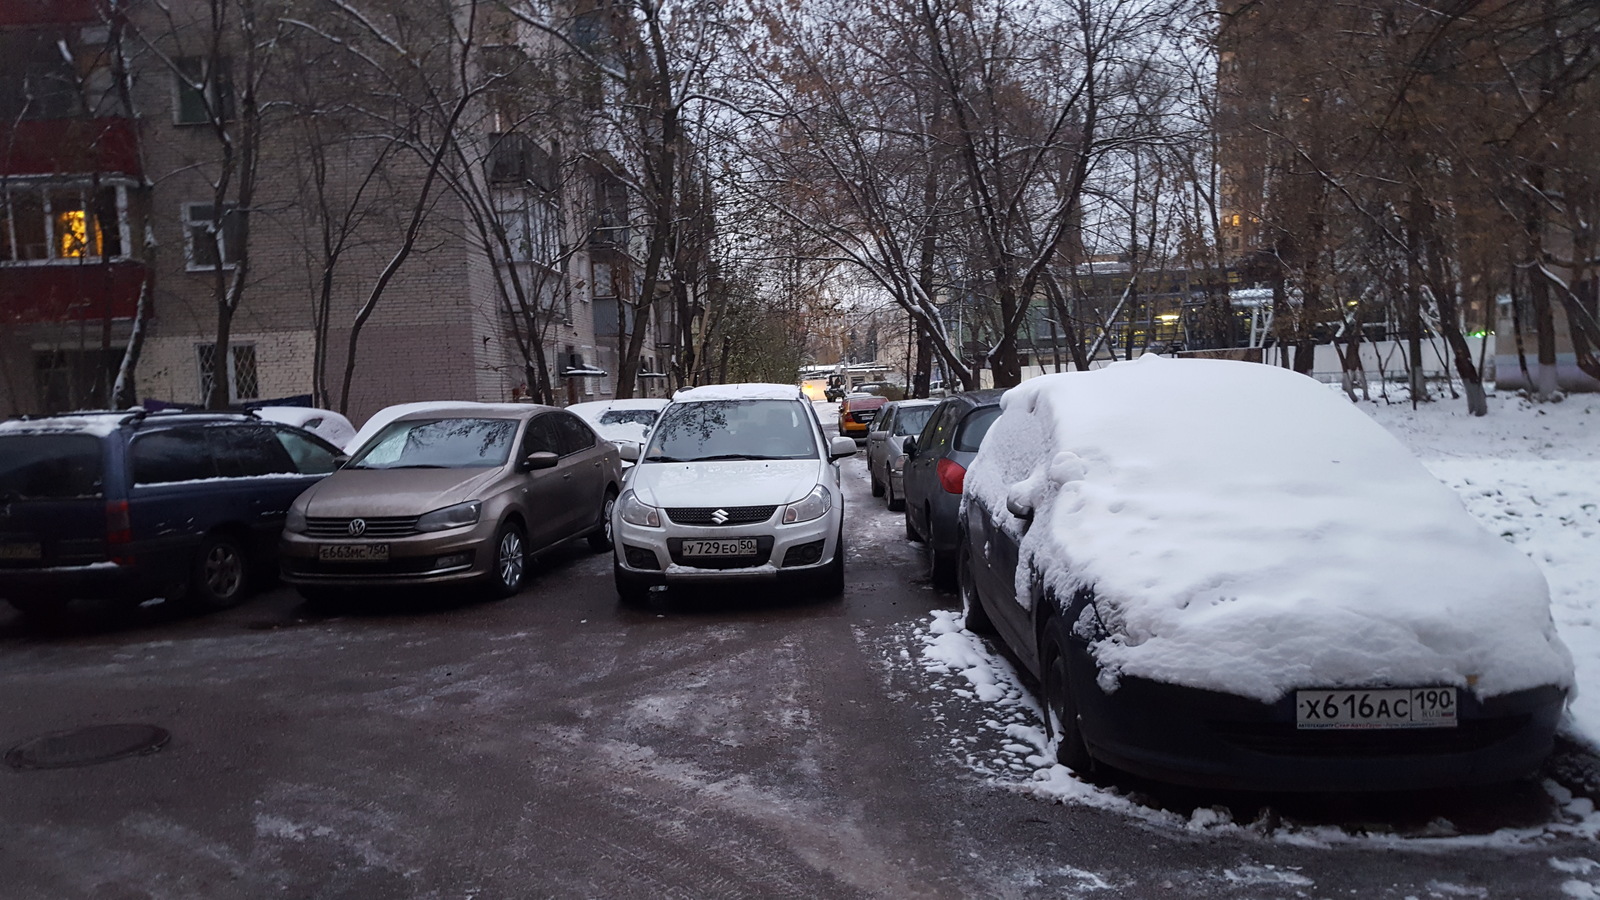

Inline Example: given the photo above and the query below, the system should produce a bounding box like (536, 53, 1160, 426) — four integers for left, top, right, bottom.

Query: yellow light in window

(1157, 313, 1181, 323)
(55, 209, 100, 258)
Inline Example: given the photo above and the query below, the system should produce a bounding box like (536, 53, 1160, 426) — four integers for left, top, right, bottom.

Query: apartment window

(196, 342, 259, 402)
(496, 196, 559, 262)
(487, 134, 556, 190)
(183, 202, 245, 270)
(0, 184, 128, 263)
(174, 56, 234, 125)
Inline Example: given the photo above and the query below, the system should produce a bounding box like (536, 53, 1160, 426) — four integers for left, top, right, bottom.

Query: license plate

(1296, 688, 1457, 730)
(318, 543, 389, 562)
(681, 538, 757, 558)
(0, 542, 42, 560)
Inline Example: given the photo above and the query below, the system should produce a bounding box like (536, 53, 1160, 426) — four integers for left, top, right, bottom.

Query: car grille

(304, 516, 421, 539)
(665, 506, 776, 527)
(1210, 716, 1531, 757)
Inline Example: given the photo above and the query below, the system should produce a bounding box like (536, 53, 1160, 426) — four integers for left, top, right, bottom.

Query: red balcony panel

(0, 118, 141, 178)
(0, 260, 146, 324)
(0, 0, 106, 27)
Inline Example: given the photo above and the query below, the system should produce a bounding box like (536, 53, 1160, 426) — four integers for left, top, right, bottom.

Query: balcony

(0, 260, 146, 325)
(0, 0, 106, 27)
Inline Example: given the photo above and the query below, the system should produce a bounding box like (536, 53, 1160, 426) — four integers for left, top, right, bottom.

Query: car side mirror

(616, 441, 640, 462)
(521, 451, 559, 471)
(828, 436, 858, 460)
(901, 436, 918, 459)
(1006, 489, 1035, 522)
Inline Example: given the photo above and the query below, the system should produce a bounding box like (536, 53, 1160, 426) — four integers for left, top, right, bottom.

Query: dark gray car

(900, 390, 1004, 586)
(865, 399, 939, 512)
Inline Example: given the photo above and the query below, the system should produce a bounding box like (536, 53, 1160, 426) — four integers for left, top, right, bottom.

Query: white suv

(611, 383, 858, 602)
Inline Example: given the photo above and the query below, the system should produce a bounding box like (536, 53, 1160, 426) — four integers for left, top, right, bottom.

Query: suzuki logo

(710, 508, 730, 524)
(348, 518, 367, 536)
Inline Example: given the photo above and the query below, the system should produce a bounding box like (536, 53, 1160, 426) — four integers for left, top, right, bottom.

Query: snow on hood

(672, 383, 801, 402)
(628, 459, 822, 508)
(964, 356, 1574, 703)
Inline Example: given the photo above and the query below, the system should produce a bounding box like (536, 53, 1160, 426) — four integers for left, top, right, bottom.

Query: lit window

(0, 184, 128, 264)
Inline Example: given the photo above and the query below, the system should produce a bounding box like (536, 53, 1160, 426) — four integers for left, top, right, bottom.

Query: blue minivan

(0, 409, 341, 619)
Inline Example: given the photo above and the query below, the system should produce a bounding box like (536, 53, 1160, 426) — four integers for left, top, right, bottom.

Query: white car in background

(568, 398, 670, 452)
(253, 407, 358, 449)
(610, 383, 858, 603)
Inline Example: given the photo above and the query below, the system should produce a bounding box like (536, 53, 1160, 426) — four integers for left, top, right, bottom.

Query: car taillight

(936, 458, 966, 494)
(106, 500, 134, 565)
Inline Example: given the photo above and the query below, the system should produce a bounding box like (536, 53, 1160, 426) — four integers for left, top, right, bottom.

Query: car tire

(904, 509, 919, 542)
(587, 488, 618, 552)
(188, 532, 249, 611)
(489, 520, 528, 598)
(926, 505, 955, 588)
(886, 478, 904, 512)
(869, 468, 885, 498)
(818, 525, 846, 598)
(1041, 616, 1093, 772)
(614, 561, 651, 606)
(958, 543, 995, 635)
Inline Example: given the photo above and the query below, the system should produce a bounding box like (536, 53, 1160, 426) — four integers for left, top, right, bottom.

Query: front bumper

(613, 508, 839, 586)
(279, 523, 494, 587)
(1070, 646, 1568, 791)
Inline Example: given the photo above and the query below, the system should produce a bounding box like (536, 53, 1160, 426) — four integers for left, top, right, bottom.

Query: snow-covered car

(567, 398, 669, 454)
(959, 357, 1573, 791)
(864, 399, 939, 511)
(610, 383, 858, 602)
(253, 406, 358, 449)
(280, 404, 621, 601)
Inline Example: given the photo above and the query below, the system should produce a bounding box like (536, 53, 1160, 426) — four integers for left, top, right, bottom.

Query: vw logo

(710, 508, 730, 525)
(347, 518, 367, 537)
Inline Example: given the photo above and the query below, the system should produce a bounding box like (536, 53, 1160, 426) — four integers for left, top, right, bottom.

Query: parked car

(254, 406, 358, 448)
(567, 398, 669, 455)
(279, 403, 621, 600)
(959, 358, 1573, 791)
(610, 383, 858, 602)
(837, 393, 887, 440)
(865, 399, 939, 512)
(0, 409, 342, 618)
(900, 389, 1005, 585)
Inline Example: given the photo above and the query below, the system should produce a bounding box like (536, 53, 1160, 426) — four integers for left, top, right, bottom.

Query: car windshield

(643, 400, 817, 462)
(895, 406, 935, 436)
(0, 434, 103, 500)
(347, 418, 518, 469)
(598, 409, 658, 428)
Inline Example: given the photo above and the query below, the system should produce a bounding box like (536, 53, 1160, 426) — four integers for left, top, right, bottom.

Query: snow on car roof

(964, 356, 1573, 703)
(672, 383, 802, 402)
(0, 411, 136, 437)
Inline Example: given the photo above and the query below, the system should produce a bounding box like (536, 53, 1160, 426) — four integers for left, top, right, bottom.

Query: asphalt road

(1, 420, 1595, 898)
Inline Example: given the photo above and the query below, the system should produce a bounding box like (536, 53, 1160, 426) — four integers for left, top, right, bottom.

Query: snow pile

(963, 356, 1573, 703)
(673, 383, 802, 402)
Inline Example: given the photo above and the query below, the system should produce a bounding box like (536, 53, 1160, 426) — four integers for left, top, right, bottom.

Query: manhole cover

(5, 724, 170, 770)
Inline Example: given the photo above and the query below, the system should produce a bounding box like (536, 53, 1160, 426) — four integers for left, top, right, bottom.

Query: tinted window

(210, 424, 296, 477)
(895, 406, 935, 437)
(872, 407, 895, 434)
(0, 434, 103, 499)
(271, 426, 338, 474)
(554, 413, 596, 455)
(919, 402, 957, 451)
(522, 417, 561, 456)
(132, 428, 219, 484)
(348, 418, 518, 469)
(954, 406, 1002, 452)
(645, 400, 818, 462)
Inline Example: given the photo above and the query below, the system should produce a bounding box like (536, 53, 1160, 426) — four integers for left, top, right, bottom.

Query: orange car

(838, 394, 887, 439)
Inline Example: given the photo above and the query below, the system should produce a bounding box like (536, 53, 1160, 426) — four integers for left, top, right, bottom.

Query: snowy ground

(841, 387, 1600, 854)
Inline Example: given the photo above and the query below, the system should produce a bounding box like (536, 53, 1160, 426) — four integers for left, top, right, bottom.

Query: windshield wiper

(386, 464, 450, 469)
(642, 455, 685, 463)
(689, 454, 769, 462)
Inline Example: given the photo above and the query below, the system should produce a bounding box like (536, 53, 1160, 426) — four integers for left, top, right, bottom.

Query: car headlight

(782, 485, 831, 524)
(285, 505, 307, 534)
(416, 500, 482, 532)
(617, 490, 661, 528)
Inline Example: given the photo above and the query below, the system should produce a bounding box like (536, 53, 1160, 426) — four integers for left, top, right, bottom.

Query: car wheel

(818, 525, 846, 598)
(926, 505, 955, 588)
(869, 466, 885, 498)
(614, 561, 651, 606)
(904, 507, 919, 542)
(587, 488, 618, 552)
(188, 533, 249, 611)
(490, 521, 528, 598)
(886, 478, 905, 512)
(1041, 617, 1093, 772)
(958, 543, 995, 635)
